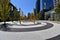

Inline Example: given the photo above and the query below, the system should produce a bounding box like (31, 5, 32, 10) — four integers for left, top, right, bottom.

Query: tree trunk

(34, 20, 35, 24)
(20, 20, 21, 24)
(19, 18, 21, 24)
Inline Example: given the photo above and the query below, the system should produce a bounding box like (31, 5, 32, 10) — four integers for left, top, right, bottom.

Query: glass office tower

(36, 0, 54, 20)
(36, 0, 40, 13)
(54, 0, 60, 7)
(36, 0, 54, 12)
(40, 0, 54, 11)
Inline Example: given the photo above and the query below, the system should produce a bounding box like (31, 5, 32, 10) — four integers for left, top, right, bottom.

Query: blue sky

(11, 0, 36, 16)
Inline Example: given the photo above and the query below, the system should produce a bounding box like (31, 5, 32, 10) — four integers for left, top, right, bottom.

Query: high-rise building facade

(54, 0, 60, 7)
(36, 0, 54, 13)
(41, 0, 54, 11)
(36, 0, 40, 14)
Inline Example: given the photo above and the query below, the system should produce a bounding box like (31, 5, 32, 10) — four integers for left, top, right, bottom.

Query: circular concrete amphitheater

(0, 21, 53, 32)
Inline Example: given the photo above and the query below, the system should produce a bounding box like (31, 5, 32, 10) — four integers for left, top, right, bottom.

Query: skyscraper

(54, 0, 60, 7)
(36, 0, 54, 13)
(36, 0, 40, 14)
(36, 0, 54, 20)
(40, 0, 54, 11)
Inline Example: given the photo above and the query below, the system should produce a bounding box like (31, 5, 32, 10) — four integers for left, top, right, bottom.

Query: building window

(44, 2, 46, 9)
(10, 6, 13, 11)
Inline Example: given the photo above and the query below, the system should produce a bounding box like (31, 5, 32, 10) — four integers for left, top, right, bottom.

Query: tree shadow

(0, 23, 9, 31)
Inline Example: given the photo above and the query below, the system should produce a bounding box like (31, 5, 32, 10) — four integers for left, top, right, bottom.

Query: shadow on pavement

(46, 35, 60, 40)
(0, 23, 9, 31)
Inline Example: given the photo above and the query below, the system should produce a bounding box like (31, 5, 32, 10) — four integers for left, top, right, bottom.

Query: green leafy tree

(0, 2, 2, 19)
(38, 12, 42, 20)
(19, 8, 21, 24)
(13, 9, 20, 21)
(21, 15, 26, 22)
(55, 4, 60, 13)
(33, 14, 36, 24)
(33, 8, 37, 24)
(0, 0, 10, 24)
(29, 13, 36, 24)
(55, 3, 60, 19)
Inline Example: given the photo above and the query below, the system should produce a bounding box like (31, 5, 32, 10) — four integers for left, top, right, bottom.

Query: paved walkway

(0, 21, 60, 40)
(47, 35, 60, 40)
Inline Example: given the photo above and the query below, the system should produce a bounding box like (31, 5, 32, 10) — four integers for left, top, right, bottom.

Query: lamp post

(19, 8, 21, 24)
(10, 6, 14, 22)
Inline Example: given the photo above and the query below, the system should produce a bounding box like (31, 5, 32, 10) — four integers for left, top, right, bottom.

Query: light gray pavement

(0, 21, 60, 40)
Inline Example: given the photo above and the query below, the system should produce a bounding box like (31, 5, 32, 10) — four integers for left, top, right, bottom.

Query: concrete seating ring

(0, 21, 54, 32)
